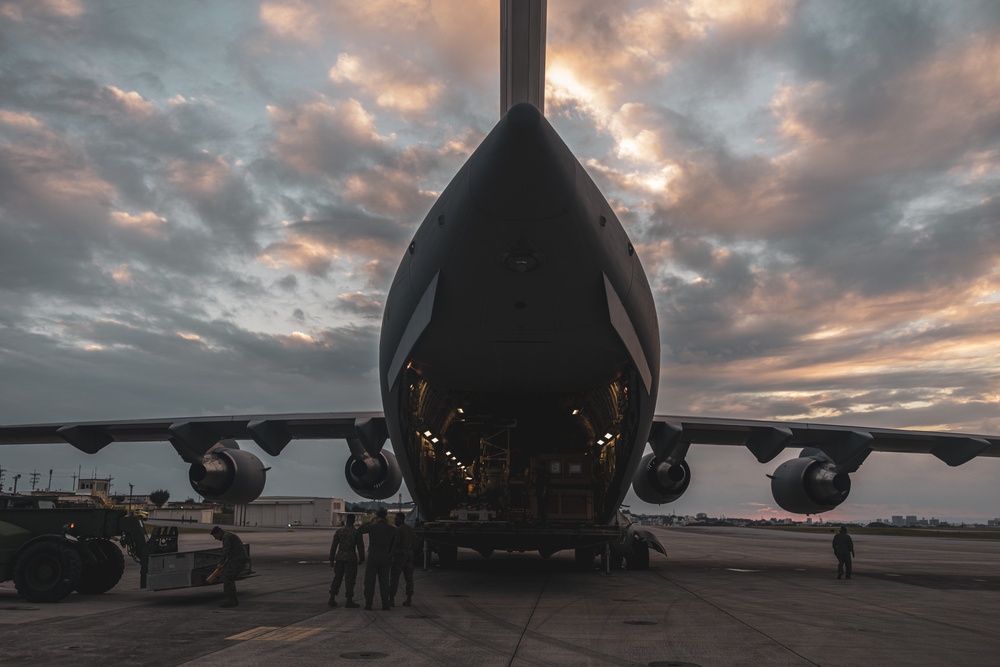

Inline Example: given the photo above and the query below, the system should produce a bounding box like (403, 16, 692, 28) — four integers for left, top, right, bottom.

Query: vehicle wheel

(75, 539, 126, 594)
(437, 544, 457, 567)
(13, 540, 84, 603)
(625, 540, 649, 571)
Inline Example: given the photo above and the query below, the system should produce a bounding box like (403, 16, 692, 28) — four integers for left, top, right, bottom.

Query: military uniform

(329, 523, 365, 606)
(218, 530, 249, 606)
(358, 516, 396, 610)
(833, 530, 855, 579)
(389, 520, 415, 606)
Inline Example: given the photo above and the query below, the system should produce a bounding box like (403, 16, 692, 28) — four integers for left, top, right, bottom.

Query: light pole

(128, 483, 134, 514)
(13, 474, 21, 494)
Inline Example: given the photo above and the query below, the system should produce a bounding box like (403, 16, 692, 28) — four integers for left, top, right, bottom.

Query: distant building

(906, 515, 917, 526)
(236, 497, 347, 528)
(149, 506, 216, 524)
(892, 515, 904, 526)
(77, 477, 111, 501)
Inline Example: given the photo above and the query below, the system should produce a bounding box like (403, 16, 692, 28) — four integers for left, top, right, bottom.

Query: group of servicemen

(208, 519, 857, 609)
(328, 508, 416, 610)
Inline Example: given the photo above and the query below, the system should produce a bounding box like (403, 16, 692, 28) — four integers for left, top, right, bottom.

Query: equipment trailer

(0, 495, 250, 602)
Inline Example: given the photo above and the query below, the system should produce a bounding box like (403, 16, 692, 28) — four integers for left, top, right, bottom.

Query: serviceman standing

(389, 512, 415, 607)
(358, 508, 396, 610)
(832, 525, 855, 579)
(328, 513, 365, 608)
(210, 526, 249, 608)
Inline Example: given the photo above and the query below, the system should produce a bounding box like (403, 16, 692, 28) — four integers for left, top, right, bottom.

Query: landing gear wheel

(13, 540, 84, 602)
(575, 547, 595, 570)
(625, 540, 649, 570)
(75, 538, 126, 594)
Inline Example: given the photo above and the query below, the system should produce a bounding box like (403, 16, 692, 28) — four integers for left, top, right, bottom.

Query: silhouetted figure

(389, 512, 415, 607)
(535, 464, 550, 525)
(833, 525, 855, 579)
(328, 513, 364, 608)
(211, 526, 248, 607)
(358, 508, 396, 610)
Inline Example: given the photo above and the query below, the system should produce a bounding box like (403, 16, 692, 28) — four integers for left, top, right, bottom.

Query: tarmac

(1, 525, 998, 666)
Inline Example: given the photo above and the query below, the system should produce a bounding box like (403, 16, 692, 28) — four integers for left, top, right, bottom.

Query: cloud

(100, 85, 156, 119)
(336, 292, 383, 318)
(329, 52, 444, 114)
(267, 98, 392, 177)
(0, 0, 83, 24)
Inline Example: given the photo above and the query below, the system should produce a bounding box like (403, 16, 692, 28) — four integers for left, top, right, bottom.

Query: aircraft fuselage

(379, 103, 660, 550)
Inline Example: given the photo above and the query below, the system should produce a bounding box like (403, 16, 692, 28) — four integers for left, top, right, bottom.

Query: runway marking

(725, 568, 760, 572)
(226, 626, 323, 642)
(885, 573, 901, 577)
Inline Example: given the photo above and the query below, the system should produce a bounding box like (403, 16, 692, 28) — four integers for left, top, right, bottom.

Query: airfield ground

(1, 525, 998, 666)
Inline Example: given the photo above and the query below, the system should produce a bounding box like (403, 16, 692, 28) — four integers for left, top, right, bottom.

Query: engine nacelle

(188, 445, 267, 504)
(632, 453, 691, 504)
(345, 450, 402, 500)
(770, 453, 851, 514)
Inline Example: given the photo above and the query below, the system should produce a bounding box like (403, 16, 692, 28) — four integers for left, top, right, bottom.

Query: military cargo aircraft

(2, 1, 998, 568)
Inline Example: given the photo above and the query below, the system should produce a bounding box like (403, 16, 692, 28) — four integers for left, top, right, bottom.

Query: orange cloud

(329, 52, 444, 114)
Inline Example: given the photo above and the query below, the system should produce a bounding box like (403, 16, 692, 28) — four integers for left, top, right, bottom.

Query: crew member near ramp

(211, 526, 249, 607)
(329, 513, 365, 608)
(833, 525, 855, 580)
(389, 512, 415, 607)
(358, 508, 396, 610)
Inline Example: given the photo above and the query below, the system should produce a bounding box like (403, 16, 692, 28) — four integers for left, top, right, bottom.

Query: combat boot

(344, 598, 360, 608)
(402, 595, 412, 607)
(328, 595, 338, 607)
(221, 595, 238, 608)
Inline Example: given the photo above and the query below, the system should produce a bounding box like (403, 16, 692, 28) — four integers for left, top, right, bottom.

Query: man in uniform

(210, 526, 249, 607)
(328, 513, 365, 608)
(389, 512, 415, 607)
(358, 508, 396, 610)
(832, 525, 855, 579)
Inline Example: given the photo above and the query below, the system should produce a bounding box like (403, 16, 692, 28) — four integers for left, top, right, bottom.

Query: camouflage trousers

(331, 560, 359, 599)
(223, 559, 246, 594)
(390, 557, 414, 598)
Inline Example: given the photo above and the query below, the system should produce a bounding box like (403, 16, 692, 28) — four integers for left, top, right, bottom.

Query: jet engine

(345, 450, 402, 500)
(188, 442, 267, 504)
(770, 451, 851, 514)
(632, 453, 691, 504)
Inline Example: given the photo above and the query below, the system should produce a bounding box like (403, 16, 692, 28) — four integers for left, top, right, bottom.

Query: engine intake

(189, 444, 267, 504)
(632, 453, 691, 504)
(770, 453, 851, 514)
(345, 450, 402, 500)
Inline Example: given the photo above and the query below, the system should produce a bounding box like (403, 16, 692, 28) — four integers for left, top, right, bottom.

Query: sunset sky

(1, 0, 998, 521)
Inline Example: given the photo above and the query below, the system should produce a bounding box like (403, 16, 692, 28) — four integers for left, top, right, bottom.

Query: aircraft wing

(652, 415, 1000, 469)
(0, 412, 387, 462)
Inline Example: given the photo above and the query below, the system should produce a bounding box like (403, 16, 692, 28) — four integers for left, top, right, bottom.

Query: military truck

(0, 494, 146, 602)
